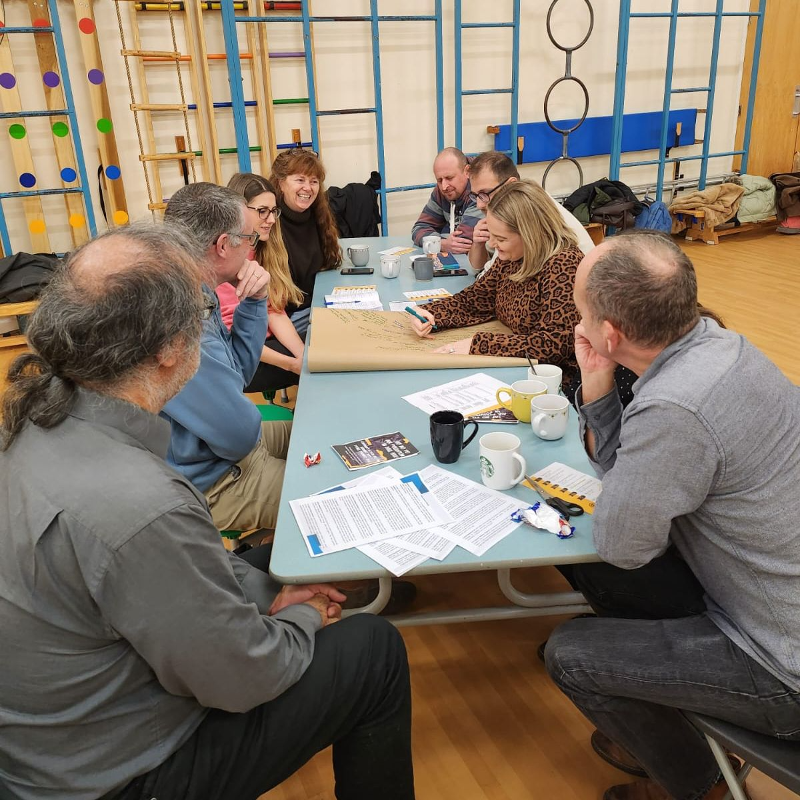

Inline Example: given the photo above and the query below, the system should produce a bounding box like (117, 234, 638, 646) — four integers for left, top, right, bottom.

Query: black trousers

(557, 545, 707, 619)
(111, 546, 415, 800)
(245, 339, 301, 394)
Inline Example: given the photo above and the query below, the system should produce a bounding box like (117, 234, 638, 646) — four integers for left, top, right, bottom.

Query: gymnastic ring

(541, 156, 584, 193)
(544, 76, 590, 135)
(546, 0, 595, 53)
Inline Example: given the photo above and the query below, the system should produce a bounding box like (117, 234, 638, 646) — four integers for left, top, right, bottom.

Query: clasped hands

(409, 306, 473, 354)
(269, 584, 346, 627)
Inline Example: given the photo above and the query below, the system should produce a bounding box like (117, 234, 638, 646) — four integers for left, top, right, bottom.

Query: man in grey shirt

(0, 224, 414, 800)
(545, 231, 800, 800)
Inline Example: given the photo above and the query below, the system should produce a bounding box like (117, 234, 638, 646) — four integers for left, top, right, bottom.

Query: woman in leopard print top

(410, 180, 583, 383)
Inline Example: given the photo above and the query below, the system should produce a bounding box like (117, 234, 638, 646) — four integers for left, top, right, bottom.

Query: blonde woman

(221, 172, 306, 392)
(411, 180, 584, 381)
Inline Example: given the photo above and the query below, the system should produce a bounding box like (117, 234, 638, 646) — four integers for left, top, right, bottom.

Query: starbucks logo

(480, 455, 494, 477)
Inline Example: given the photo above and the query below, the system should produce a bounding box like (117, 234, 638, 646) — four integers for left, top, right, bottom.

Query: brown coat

(669, 183, 745, 233)
(771, 173, 800, 222)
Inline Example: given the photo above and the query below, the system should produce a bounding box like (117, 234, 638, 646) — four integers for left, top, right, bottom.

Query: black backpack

(0, 252, 61, 303)
(564, 179, 644, 230)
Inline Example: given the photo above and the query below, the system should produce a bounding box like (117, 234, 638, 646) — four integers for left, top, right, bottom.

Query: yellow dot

(29, 219, 46, 234)
(112, 210, 129, 225)
(69, 213, 85, 228)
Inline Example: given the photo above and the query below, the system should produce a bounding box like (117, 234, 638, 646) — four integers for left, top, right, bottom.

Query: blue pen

(404, 305, 437, 330)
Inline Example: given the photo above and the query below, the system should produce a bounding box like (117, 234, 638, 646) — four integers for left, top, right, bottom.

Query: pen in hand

(404, 306, 437, 331)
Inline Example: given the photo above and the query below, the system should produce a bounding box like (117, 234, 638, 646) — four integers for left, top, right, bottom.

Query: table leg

(496, 569, 589, 612)
(341, 576, 392, 617)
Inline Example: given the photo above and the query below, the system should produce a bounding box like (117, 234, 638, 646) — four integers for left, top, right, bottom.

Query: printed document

(402, 372, 510, 416)
(419, 465, 522, 556)
(293, 476, 452, 557)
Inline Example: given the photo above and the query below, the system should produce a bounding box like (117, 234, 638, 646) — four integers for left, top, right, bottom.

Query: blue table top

(269, 237, 600, 583)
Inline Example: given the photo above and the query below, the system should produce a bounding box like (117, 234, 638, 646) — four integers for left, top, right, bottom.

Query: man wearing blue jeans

(546, 231, 800, 800)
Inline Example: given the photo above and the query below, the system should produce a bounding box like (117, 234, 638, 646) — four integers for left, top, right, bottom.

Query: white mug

(380, 254, 401, 278)
(479, 432, 526, 491)
(527, 364, 562, 395)
(347, 244, 370, 267)
(530, 394, 570, 441)
(422, 234, 442, 255)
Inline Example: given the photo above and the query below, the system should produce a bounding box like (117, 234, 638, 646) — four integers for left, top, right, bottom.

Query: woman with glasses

(410, 180, 584, 392)
(218, 172, 306, 393)
(269, 149, 342, 337)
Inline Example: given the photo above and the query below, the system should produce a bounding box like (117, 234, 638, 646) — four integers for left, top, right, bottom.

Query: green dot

(52, 121, 69, 137)
(96, 117, 112, 133)
(9, 123, 26, 139)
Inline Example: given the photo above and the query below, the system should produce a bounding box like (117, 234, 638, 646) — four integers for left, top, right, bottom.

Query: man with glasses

(411, 146, 482, 255)
(467, 150, 595, 274)
(163, 182, 291, 533)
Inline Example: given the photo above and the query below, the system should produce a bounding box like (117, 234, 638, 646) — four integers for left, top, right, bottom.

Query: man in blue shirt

(164, 182, 290, 532)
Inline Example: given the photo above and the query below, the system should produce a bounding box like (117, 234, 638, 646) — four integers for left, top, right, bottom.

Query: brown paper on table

(307, 308, 529, 373)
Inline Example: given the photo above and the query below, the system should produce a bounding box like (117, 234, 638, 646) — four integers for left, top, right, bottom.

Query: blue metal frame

(0, 0, 96, 254)
(610, 0, 766, 199)
(454, 0, 520, 157)
(220, 0, 445, 234)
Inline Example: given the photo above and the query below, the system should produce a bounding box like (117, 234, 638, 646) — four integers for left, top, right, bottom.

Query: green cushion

(257, 403, 293, 422)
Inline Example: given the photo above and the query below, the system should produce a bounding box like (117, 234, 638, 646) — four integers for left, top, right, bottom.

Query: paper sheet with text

(418, 465, 523, 556)
(293, 474, 452, 558)
(402, 372, 512, 416)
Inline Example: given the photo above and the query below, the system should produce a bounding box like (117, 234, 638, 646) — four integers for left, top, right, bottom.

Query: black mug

(430, 410, 479, 464)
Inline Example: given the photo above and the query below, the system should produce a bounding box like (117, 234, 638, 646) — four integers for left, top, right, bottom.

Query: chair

(684, 711, 800, 800)
(262, 389, 290, 405)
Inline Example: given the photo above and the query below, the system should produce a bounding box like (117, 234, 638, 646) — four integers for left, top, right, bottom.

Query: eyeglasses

(236, 230, 261, 248)
(247, 205, 282, 221)
(213, 230, 260, 248)
(199, 297, 216, 321)
(469, 177, 512, 204)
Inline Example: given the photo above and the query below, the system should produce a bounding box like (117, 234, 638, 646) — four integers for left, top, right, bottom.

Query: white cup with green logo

(479, 432, 526, 491)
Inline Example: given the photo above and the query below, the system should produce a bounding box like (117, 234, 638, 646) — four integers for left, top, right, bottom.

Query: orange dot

(29, 219, 46, 234)
(32, 18, 49, 28)
(69, 213, 86, 228)
(112, 210, 129, 225)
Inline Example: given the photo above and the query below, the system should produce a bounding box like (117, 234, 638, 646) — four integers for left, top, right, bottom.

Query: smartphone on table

(340, 267, 374, 275)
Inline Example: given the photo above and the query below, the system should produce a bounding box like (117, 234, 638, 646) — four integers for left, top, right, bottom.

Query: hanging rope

(167, 0, 196, 182)
(114, 0, 154, 213)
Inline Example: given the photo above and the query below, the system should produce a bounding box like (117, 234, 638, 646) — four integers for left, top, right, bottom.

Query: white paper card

(402, 372, 511, 416)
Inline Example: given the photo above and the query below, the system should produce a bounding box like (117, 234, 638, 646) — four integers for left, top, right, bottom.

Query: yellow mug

(496, 379, 548, 423)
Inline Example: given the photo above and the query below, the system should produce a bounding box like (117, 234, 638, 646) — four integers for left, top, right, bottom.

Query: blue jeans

(545, 614, 800, 799)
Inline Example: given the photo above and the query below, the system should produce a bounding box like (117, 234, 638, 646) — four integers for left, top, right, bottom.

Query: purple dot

(87, 69, 104, 85)
(61, 167, 77, 182)
(43, 71, 60, 88)
(0, 72, 16, 90)
(105, 165, 121, 180)
(19, 173, 36, 188)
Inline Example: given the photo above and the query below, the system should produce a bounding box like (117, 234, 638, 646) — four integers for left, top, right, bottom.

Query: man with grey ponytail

(0, 224, 415, 800)
(163, 181, 292, 533)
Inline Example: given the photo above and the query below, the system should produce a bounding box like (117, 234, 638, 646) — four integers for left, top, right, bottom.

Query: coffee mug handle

(461, 420, 479, 450)
(511, 453, 527, 486)
(346, 247, 353, 260)
(496, 388, 513, 411)
(531, 412, 548, 439)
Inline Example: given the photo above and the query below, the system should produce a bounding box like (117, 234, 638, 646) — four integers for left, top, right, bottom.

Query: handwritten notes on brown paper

(307, 308, 528, 373)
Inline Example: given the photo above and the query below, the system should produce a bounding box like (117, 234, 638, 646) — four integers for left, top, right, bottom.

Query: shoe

(341, 579, 417, 616)
(591, 730, 648, 778)
(602, 755, 745, 800)
(536, 612, 597, 663)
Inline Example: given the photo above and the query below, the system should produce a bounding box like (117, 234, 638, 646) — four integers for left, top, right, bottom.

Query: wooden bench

(585, 222, 604, 245)
(0, 300, 38, 395)
(673, 210, 778, 245)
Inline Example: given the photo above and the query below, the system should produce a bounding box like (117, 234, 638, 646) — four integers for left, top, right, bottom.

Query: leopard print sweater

(427, 246, 583, 376)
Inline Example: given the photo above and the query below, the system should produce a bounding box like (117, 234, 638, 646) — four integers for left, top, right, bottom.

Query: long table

(269, 236, 599, 625)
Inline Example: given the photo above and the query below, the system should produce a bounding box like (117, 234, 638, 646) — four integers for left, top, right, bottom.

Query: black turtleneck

(279, 201, 325, 313)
